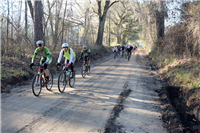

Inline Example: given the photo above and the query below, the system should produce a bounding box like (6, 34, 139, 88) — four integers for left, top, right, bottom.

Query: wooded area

(2, 0, 199, 57)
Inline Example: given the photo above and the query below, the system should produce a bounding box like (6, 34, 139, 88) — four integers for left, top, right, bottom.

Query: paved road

(1, 50, 167, 133)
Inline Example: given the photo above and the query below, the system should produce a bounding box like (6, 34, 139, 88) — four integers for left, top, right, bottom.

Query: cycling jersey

(113, 46, 118, 52)
(32, 47, 52, 64)
(57, 48, 76, 64)
(81, 49, 91, 60)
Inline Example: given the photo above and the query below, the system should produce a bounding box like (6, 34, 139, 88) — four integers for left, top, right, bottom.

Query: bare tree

(34, 1, 43, 47)
(6, 0, 9, 53)
(27, 0, 34, 20)
(95, 0, 118, 46)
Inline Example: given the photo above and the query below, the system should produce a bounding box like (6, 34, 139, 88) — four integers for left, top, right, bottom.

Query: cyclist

(79, 45, 91, 67)
(121, 45, 126, 57)
(127, 45, 133, 58)
(29, 40, 53, 84)
(113, 46, 118, 53)
(56, 43, 76, 77)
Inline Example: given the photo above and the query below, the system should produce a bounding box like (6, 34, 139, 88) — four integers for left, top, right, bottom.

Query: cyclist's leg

(44, 58, 52, 83)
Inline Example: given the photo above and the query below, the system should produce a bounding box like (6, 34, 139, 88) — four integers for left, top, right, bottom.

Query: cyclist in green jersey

(29, 40, 53, 84)
(56, 43, 76, 77)
(79, 45, 91, 67)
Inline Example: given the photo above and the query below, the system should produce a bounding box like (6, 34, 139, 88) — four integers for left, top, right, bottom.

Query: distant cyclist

(29, 40, 53, 84)
(56, 43, 76, 77)
(79, 45, 91, 67)
(121, 45, 125, 57)
(113, 46, 118, 53)
(127, 45, 133, 57)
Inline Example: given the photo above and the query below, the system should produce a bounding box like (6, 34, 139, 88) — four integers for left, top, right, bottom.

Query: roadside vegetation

(140, 1, 200, 132)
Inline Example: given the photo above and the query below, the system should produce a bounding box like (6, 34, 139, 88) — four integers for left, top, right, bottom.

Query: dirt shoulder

(136, 49, 200, 133)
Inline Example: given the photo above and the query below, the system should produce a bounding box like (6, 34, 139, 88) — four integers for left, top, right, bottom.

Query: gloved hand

(56, 63, 60, 67)
(68, 63, 71, 68)
(29, 63, 34, 68)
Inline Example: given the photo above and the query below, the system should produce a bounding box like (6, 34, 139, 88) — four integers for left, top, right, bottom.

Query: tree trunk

(7, 0, 9, 53)
(95, 1, 118, 46)
(34, 1, 43, 47)
(61, 0, 68, 44)
(27, 0, 34, 20)
(199, 9, 200, 56)
(25, 0, 28, 37)
(156, 10, 164, 40)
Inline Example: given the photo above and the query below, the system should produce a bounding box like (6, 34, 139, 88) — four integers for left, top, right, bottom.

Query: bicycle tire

(46, 71, 53, 91)
(81, 64, 86, 78)
(32, 74, 42, 97)
(87, 65, 90, 75)
(69, 71, 75, 88)
(58, 71, 67, 93)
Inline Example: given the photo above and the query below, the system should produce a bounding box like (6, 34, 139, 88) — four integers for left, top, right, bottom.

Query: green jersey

(81, 49, 91, 57)
(32, 47, 52, 64)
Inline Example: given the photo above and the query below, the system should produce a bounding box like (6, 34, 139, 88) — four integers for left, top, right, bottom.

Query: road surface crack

(104, 81, 132, 133)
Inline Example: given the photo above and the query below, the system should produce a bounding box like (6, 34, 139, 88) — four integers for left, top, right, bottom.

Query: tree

(34, 1, 43, 47)
(95, 0, 118, 46)
(109, 2, 139, 45)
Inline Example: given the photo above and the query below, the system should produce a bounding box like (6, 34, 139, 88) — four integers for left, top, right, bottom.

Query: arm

(87, 49, 91, 60)
(31, 49, 37, 63)
(69, 49, 74, 64)
(45, 50, 52, 64)
(57, 49, 64, 63)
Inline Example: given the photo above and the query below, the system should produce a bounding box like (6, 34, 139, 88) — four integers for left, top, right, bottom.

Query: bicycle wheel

(114, 52, 116, 59)
(46, 71, 53, 91)
(87, 65, 90, 75)
(58, 71, 67, 93)
(81, 64, 86, 78)
(128, 53, 130, 61)
(32, 74, 42, 97)
(69, 71, 75, 88)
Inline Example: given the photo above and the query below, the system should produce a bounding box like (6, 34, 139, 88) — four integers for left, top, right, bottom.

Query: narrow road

(1, 50, 167, 133)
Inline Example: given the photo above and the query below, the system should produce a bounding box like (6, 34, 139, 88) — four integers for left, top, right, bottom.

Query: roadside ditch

(136, 49, 200, 133)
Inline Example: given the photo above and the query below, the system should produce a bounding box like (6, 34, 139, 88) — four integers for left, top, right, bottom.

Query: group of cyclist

(29, 40, 91, 84)
(29, 40, 138, 84)
(113, 44, 139, 59)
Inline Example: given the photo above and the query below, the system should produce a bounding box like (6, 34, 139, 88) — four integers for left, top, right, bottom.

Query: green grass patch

(188, 81, 200, 89)
(164, 59, 169, 65)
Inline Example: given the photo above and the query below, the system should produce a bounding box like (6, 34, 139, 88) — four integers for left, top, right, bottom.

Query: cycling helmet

(83, 45, 87, 49)
(62, 43, 69, 48)
(36, 40, 44, 46)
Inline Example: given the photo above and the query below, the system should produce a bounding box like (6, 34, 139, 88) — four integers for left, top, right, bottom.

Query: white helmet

(36, 40, 44, 46)
(62, 43, 69, 48)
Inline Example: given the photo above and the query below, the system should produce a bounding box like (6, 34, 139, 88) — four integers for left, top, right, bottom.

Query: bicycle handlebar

(30, 64, 43, 70)
(56, 64, 69, 71)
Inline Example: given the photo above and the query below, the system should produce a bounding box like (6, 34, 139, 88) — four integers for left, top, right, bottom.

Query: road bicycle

(57, 64, 75, 93)
(121, 50, 124, 57)
(127, 52, 131, 61)
(114, 51, 117, 59)
(124, 51, 127, 59)
(30, 64, 53, 97)
(80, 58, 90, 78)
(127, 51, 131, 61)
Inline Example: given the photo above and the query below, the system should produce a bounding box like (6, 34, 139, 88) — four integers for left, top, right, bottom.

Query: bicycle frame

(38, 66, 45, 84)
